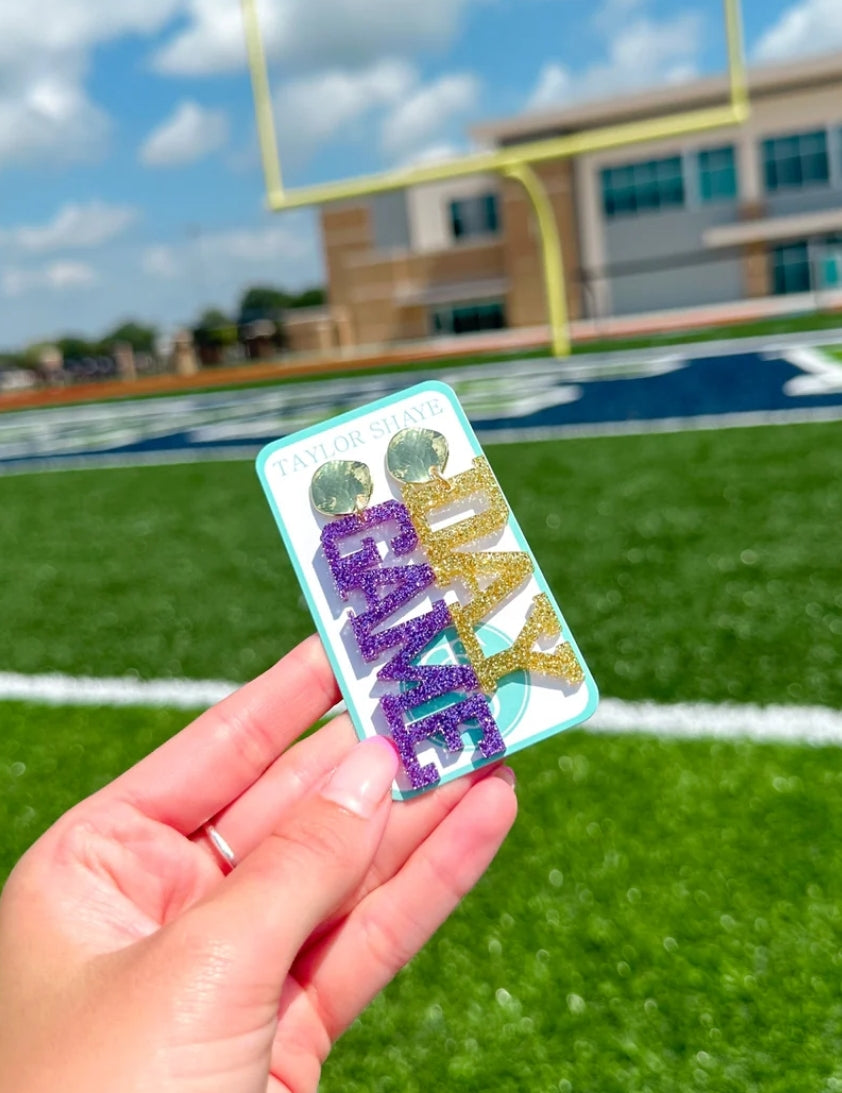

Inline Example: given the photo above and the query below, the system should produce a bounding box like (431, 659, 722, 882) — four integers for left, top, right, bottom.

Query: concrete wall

(603, 203, 744, 316)
(370, 191, 412, 251)
(765, 187, 842, 220)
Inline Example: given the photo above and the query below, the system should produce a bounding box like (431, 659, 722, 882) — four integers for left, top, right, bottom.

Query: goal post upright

(241, 0, 749, 357)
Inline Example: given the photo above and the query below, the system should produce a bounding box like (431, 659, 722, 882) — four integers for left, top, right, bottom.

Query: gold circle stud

(386, 428, 449, 484)
(310, 460, 373, 516)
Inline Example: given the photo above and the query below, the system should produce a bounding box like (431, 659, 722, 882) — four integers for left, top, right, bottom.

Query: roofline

(473, 50, 842, 146)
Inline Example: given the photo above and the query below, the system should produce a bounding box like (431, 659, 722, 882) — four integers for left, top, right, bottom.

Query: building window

(449, 194, 500, 240)
(432, 300, 507, 336)
(698, 145, 738, 202)
(762, 130, 830, 193)
(601, 156, 685, 219)
(771, 241, 811, 295)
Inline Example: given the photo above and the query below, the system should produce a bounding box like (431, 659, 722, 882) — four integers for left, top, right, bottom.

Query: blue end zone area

(1, 344, 841, 472)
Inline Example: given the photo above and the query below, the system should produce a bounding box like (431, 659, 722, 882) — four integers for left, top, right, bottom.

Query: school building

(289, 51, 842, 353)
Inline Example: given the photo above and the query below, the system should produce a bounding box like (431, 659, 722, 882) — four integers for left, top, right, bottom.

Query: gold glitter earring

(310, 460, 373, 516)
(386, 428, 450, 486)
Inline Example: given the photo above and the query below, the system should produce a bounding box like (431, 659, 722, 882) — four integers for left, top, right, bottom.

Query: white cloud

(401, 142, 465, 167)
(0, 0, 481, 172)
(0, 1, 183, 168)
(134, 215, 324, 331)
(141, 221, 315, 281)
(142, 245, 182, 280)
(2, 261, 98, 298)
(275, 60, 415, 163)
(528, 8, 701, 111)
(0, 75, 109, 168)
(5, 201, 138, 253)
(381, 73, 479, 159)
(528, 65, 573, 111)
(273, 61, 480, 165)
(140, 101, 230, 168)
(755, 0, 842, 62)
(152, 0, 476, 77)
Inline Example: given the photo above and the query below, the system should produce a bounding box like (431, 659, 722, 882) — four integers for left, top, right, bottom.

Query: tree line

(3, 284, 326, 369)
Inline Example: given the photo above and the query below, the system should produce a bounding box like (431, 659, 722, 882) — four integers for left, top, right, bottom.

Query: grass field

(1, 417, 841, 1089)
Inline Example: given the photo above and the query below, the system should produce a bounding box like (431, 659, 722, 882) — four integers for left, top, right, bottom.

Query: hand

(0, 635, 517, 1093)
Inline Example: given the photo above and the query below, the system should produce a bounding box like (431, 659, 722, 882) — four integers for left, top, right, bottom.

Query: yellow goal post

(241, 0, 749, 357)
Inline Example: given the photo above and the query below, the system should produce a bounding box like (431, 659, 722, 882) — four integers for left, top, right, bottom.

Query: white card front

(257, 380, 598, 799)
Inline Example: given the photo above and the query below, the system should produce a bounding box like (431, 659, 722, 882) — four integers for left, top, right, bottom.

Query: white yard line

(0, 672, 238, 710)
(588, 698, 842, 747)
(1, 671, 841, 747)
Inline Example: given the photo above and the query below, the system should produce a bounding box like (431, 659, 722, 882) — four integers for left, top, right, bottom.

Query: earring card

(256, 380, 598, 800)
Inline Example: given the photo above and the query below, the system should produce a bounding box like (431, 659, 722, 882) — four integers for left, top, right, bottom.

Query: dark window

(432, 301, 507, 336)
(698, 146, 738, 202)
(771, 241, 811, 295)
(449, 193, 500, 240)
(771, 233, 842, 295)
(763, 131, 829, 193)
(601, 156, 685, 219)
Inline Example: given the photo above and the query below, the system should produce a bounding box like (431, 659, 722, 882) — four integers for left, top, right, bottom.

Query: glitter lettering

(402, 456, 509, 568)
(349, 564, 437, 634)
(464, 593, 584, 693)
(381, 693, 505, 790)
(444, 550, 534, 626)
(354, 599, 451, 666)
(321, 500, 418, 598)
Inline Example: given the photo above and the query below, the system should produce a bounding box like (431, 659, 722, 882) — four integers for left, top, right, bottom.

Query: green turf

(1, 421, 840, 707)
(0, 702, 189, 877)
(329, 732, 842, 1093)
(2, 417, 842, 1088)
(3, 700, 842, 1091)
(571, 308, 842, 356)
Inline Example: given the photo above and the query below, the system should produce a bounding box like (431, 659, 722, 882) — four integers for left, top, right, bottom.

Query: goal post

(241, 0, 749, 357)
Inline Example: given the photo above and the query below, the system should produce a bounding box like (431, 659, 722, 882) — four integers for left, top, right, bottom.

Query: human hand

(0, 635, 517, 1093)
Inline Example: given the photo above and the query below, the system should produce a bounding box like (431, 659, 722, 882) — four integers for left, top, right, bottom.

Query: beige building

(305, 51, 842, 352)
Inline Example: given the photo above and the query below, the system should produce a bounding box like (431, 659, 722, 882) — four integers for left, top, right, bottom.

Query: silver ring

(203, 822, 238, 872)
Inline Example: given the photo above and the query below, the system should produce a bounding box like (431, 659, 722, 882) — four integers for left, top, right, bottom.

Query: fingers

(285, 769, 517, 1044)
(106, 635, 340, 834)
(192, 715, 357, 866)
(193, 712, 502, 908)
(176, 737, 400, 996)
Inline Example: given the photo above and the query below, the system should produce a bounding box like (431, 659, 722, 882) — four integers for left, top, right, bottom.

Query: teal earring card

(256, 381, 599, 800)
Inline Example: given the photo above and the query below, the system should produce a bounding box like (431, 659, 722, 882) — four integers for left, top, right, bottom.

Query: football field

(1, 366, 841, 1090)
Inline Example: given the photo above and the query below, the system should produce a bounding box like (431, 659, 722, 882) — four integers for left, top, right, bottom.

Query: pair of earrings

(310, 427, 449, 517)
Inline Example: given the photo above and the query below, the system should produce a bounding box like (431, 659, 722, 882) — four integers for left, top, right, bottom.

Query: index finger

(103, 635, 340, 833)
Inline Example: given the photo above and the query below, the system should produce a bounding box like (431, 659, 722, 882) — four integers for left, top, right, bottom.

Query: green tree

(193, 308, 239, 365)
(237, 286, 291, 326)
(56, 336, 101, 360)
(288, 287, 327, 309)
(104, 321, 158, 354)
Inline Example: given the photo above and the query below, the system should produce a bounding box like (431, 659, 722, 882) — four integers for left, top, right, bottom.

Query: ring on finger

(202, 822, 238, 873)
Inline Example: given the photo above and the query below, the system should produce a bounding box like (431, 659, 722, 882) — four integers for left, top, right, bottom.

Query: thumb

(180, 736, 399, 987)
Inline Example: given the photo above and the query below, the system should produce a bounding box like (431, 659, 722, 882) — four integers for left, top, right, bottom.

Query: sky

(0, 0, 839, 350)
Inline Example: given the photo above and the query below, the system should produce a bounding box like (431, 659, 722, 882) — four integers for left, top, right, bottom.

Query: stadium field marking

(2, 404, 842, 480)
(3, 337, 842, 478)
(1, 670, 840, 747)
(485, 404, 842, 445)
(0, 671, 236, 710)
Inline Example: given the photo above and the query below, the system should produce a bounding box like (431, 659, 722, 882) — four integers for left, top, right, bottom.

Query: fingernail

(322, 737, 399, 818)
(496, 766, 517, 791)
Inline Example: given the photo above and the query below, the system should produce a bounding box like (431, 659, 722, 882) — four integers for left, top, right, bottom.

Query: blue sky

(0, 0, 838, 350)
